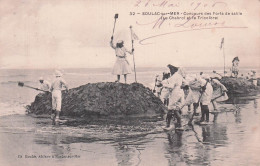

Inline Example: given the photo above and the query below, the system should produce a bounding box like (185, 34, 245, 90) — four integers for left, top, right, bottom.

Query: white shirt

(39, 80, 51, 91)
(163, 72, 184, 110)
(110, 42, 131, 57)
(50, 77, 68, 91)
(162, 72, 183, 90)
(200, 82, 213, 105)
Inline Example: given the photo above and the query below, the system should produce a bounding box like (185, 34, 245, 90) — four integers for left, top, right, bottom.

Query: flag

(220, 37, 224, 49)
(132, 30, 139, 40)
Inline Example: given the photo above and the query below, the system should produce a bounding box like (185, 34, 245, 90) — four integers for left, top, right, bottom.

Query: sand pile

(220, 77, 259, 95)
(27, 82, 167, 117)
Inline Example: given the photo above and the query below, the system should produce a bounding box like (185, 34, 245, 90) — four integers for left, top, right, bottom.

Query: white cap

(39, 77, 44, 81)
(54, 70, 63, 77)
(117, 40, 124, 44)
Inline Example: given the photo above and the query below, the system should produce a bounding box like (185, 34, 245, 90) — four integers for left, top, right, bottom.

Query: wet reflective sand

(0, 96, 260, 166)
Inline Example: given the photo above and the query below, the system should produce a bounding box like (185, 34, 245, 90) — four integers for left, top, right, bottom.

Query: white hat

(54, 70, 63, 77)
(117, 40, 124, 44)
(39, 77, 44, 81)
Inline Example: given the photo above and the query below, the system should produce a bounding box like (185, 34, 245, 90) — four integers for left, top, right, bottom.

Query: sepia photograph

(0, 0, 259, 165)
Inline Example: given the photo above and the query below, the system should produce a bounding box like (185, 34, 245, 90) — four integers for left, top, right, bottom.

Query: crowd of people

(36, 49, 257, 128)
(153, 64, 229, 130)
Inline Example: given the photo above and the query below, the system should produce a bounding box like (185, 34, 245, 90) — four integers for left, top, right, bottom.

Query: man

(50, 70, 69, 123)
(38, 77, 50, 92)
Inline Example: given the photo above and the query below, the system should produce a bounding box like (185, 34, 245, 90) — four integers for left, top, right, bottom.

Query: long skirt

(112, 57, 132, 75)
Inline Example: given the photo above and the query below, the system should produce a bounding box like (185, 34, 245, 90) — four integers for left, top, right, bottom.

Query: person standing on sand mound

(50, 70, 69, 123)
(38, 77, 51, 93)
(110, 37, 134, 83)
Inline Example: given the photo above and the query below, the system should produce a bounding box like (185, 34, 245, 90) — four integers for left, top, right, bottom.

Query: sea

(0, 67, 260, 166)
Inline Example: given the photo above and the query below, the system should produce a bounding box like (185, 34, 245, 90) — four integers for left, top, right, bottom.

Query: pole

(223, 44, 225, 77)
(130, 26, 137, 82)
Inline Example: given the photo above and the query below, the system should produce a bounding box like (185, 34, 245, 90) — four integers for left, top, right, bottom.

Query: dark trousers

(201, 105, 209, 122)
(166, 109, 181, 127)
(164, 98, 169, 106)
(193, 103, 200, 113)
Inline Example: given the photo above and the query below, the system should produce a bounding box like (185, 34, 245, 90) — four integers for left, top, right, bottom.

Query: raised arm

(110, 40, 116, 49)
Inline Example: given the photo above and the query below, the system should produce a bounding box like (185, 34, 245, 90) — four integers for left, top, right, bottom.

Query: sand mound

(220, 77, 259, 95)
(27, 82, 167, 117)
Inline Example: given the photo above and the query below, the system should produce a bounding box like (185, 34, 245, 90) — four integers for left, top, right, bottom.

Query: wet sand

(0, 96, 260, 166)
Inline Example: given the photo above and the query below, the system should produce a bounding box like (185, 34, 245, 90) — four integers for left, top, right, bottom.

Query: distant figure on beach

(50, 70, 68, 123)
(110, 38, 134, 83)
(210, 77, 228, 112)
(231, 57, 239, 78)
(153, 75, 162, 97)
(250, 70, 257, 86)
(38, 77, 50, 92)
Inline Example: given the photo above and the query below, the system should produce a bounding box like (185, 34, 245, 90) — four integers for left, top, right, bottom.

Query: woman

(110, 39, 134, 83)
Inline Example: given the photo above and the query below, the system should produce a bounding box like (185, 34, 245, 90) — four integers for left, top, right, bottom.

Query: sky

(0, 0, 259, 69)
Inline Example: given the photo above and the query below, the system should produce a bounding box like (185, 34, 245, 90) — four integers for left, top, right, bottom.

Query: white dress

(110, 42, 132, 75)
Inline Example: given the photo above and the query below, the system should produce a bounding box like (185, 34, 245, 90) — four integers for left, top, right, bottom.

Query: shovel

(18, 81, 49, 93)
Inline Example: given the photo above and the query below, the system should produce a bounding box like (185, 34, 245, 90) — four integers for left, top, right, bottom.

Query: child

(50, 70, 69, 123)
(231, 57, 239, 78)
(38, 77, 51, 92)
(199, 78, 213, 124)
(210, 78, 228, 112)
(110, 39, 134, 83)
(163, 65, 184, 129)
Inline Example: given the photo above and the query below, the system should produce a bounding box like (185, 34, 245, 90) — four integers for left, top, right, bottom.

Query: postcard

(0, 0, 259, 165)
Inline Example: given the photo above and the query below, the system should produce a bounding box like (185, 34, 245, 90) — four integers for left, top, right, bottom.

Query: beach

(0, 68, 260, 166)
